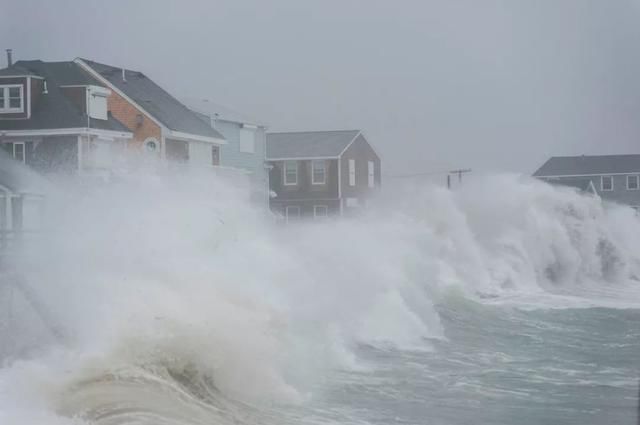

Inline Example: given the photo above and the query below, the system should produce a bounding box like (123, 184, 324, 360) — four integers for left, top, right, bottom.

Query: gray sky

(2, 0, 640, 176)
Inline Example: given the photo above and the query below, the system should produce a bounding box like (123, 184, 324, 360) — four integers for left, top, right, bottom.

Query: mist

(3, 0, 640, 176)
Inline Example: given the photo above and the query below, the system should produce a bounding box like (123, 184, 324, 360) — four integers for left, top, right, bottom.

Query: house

(75, 59, 227, 168)
(533, 154, 640, 208)
(266, 130, 381, 220)
(0, 55, 133, 176)
(0, 155, 46, 249)
(185, 99, 269, 203)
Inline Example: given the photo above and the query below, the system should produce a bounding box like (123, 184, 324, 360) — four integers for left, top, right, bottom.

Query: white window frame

(0, 84, 24, 113)
(367, 161, 375, 188)
(313, 205, 328, 219)
(627, 175, 639, 190)
(239, 127, 256, 153)
(285, 205, 300, 223)
(284, 161, 298, 186)
(12, 142, 26, 163)
(311, 159, 326, 185)
(348, 159, 356, 186)
(601, 175, 614, 191)
(143, 137, 159, 153)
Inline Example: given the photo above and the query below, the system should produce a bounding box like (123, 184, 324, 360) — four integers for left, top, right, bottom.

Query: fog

(3, 0, 639, 177)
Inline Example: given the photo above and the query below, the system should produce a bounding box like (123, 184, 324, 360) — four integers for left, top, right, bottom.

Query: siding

(544, 174, 640, 207)
(214, 119, 268, 200)
(340, 134, 381, 201)
(269, 159, 340, 201)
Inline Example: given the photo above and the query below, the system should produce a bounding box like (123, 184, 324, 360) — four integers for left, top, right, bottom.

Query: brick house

(75, 59, 227, 167)
(266, 130, 381, 220)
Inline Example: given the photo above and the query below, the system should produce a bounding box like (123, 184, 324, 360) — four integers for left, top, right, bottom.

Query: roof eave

(168, 130, 227, 145)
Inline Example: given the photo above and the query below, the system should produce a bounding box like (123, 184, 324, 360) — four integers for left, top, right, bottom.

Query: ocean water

(0, 171, 639, 425)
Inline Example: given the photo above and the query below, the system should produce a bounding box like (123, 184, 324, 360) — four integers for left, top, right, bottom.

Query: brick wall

(107, 90, 161, 148)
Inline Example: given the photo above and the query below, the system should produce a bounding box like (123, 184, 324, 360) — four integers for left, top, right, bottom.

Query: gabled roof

(0, 60, 129, 133)
(78, 59, 225, 141)
(266, 130, 361, 160)
(533, 155, 640, 177)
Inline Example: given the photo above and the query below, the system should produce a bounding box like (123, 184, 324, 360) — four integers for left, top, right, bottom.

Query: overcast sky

(2, 0, 640, 176)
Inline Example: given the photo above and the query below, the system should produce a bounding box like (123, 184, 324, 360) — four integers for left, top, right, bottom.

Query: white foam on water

(1, 170, 640, 424)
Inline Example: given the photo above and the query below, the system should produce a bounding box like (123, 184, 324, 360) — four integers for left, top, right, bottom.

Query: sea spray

(1, 171, 640, 424)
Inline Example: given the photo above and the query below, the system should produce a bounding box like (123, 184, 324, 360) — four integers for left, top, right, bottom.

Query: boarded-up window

(239, 128, 255, 153)
(348, 159, 355, 186)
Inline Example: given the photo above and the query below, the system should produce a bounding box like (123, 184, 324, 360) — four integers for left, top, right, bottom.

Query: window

(0, 85, 24, 113)
(627, 175, 639, 190)
(284, 161, 298, 185)
(211, 145, 220, 166)
(285, 205, 300, 222)
(348, 159, 356, 186)
(13, 142, 25, 163)
(144, 138, 159, 153)
(312, 160, 326, 185)
(313, 205, 328, 219)
(239, 128, 255, 153)
(601, 175, 614, 191)
(368, 161, 375, 188)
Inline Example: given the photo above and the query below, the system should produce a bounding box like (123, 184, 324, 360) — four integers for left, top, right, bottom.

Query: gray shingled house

(0, 58, 133, 175)
(533, 154, 640, 208)
(266, 130, 381, 220)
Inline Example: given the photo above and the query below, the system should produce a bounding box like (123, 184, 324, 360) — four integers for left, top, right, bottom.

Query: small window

(627, 175, 639, 190)
(368, 161, 375, 188)
(601, 175, 614, 191)
(144, 138, 159, 153)
(13, 142, 25, 163)
(313, 205, 328, 219)
(211, 145, 220, 166)
(311, 160, 326, 185)
(0, 85, 24, 113)
(239, 128, 255, 153)
(285, 205, 300, 222)
(284, 161, 298, 185)
(348, 159, 356, 186)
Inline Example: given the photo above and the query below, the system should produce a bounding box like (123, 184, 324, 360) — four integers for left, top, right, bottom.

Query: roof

(533, 155, 640, 177)
(0, 60, 129, 133)
(79, 59, 225, 141)
(183, 98, 267, 127)
(266, 130, 361, 159)
(0, 64, 41, 77)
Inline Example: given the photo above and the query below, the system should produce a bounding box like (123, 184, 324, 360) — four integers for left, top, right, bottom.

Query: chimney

(6, 49, 12, 67)
(121, 68, 126, 82)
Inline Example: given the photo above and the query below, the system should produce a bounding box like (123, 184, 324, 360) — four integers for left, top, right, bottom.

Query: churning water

(1, 171, 639, 425)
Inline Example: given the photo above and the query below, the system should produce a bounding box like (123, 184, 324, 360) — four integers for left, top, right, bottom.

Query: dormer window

(0, 85, 24, 113)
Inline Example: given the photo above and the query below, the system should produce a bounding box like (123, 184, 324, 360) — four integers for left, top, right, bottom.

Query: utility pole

(447, 168, 472, 189)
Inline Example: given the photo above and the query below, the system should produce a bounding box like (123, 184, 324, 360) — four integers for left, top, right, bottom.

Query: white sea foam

(1, 170, 639, 424)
